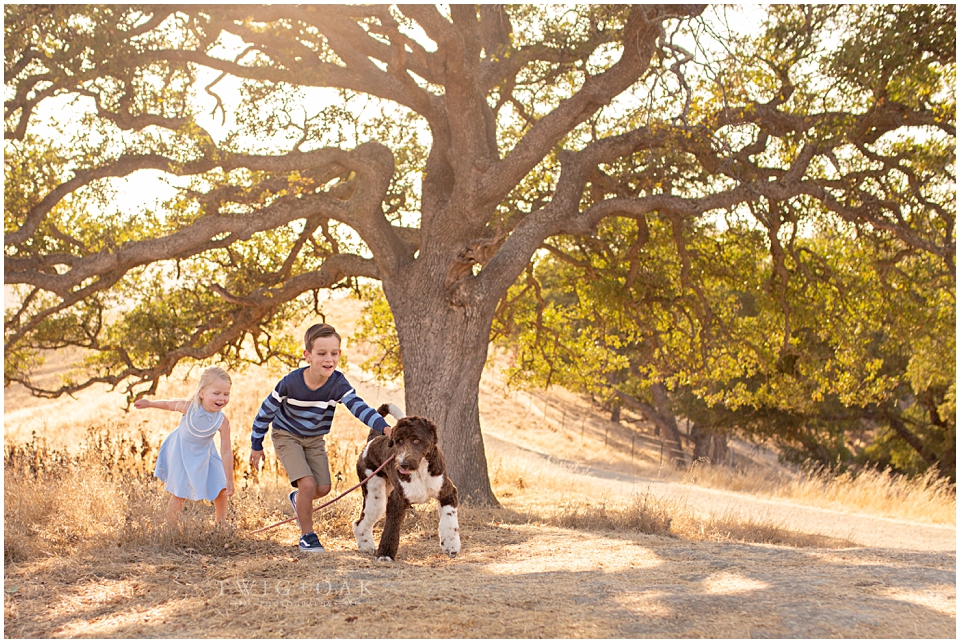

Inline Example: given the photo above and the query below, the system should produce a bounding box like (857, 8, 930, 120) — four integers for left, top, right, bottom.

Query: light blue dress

(153, 402, 226, 501)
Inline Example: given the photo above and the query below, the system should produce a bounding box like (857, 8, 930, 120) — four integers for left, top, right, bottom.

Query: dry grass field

(4, 297, 956, 638)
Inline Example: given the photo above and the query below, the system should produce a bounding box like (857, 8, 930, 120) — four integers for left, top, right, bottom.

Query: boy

(249, 323, 391, 552)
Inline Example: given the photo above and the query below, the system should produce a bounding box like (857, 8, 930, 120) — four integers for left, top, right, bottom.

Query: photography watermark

(216, 578, 374, 608)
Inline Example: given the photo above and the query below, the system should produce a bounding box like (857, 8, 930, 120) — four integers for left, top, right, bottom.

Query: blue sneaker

(299, 532, 325, 552)
(288, 489, 300, 531)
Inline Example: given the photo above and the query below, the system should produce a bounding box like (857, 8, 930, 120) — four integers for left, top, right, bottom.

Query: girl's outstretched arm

(134, 398, 190, 413)
(219, 416, 235, 496)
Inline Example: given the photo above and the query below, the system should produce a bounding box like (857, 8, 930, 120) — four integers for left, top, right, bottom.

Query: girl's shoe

(299, 532, 325, 552)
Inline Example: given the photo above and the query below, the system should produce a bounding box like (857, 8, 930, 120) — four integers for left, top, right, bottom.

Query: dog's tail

(376, 402, 406, 420)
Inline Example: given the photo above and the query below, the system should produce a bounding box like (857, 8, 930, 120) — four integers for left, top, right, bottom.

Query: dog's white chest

(400, 459, 444, 505)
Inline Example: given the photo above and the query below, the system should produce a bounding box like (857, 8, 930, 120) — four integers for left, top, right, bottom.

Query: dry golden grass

(681, 458, 956, 525)
(485, 449, 860, 550)
(3, 299, 956, 638)
(4, 429, 954, 638)
(477, 357, 956, 527)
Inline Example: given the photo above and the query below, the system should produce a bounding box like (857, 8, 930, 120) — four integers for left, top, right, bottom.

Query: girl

(135, 366, 235, 527)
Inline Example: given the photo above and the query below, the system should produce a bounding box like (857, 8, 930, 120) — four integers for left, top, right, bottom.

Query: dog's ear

(423, 418, 439, 443)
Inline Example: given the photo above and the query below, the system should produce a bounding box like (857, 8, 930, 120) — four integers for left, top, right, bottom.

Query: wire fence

(511, 388, 671, 467)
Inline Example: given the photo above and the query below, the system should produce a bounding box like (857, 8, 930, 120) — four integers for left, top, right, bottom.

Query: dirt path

(484, 432, 957, 552)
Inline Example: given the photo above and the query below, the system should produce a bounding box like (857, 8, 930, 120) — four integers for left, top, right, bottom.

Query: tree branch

(480, 5, 705, 206)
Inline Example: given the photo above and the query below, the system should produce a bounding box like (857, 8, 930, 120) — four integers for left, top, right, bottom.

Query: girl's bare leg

(166, 495, 185, 527)
(213, 489, 229, 524)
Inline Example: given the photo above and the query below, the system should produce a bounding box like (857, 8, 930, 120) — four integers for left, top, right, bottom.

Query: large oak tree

(5, 5, 954, 503)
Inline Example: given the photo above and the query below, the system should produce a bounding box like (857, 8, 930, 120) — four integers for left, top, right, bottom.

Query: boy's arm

(251, 379, 286, 451)
(341, 390, 390, 435)
(134, 398, 190, 413)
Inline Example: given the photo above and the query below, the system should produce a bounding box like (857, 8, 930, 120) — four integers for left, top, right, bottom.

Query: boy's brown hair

(304, 323, 341, 352)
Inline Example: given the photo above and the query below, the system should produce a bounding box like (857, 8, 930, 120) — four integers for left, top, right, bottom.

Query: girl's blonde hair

(190, 366, 232, 408)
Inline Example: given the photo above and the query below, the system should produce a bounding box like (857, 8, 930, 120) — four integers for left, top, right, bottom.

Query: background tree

(5, 5, 954, 503)
(487, 5, 956, 480)
(494, 215, 955, 480)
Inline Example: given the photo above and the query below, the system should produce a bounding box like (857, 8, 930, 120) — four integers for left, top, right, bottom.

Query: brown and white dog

(352, 403, 461, 562)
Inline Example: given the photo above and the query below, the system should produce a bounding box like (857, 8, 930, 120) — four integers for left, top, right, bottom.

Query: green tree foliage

(492, 5, 956, 480)
(496, 216, 955, 479)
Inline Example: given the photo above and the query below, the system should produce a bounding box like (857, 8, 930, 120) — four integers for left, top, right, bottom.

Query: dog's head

(389, 416, 438, 475)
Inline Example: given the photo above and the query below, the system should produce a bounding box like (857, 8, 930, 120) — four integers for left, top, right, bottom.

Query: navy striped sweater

(250, 368, 388, 451)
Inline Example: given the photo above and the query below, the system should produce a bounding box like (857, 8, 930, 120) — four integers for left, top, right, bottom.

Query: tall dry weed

(544, 494, 673, 535)
(5, 434, 135, 562)
(670, 506, 857, 548)
(682, 459, 956, 525)
(489, 455, 671, 533)
(3, 424, 366, 563)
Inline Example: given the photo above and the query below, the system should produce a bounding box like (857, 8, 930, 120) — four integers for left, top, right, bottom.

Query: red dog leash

(249, 454, 395, 535)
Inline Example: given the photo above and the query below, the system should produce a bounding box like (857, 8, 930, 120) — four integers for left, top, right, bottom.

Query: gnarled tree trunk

(384, 262, 500, 505)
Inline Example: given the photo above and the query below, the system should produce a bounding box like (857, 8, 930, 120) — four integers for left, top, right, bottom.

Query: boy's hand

(384, 425, 393, 438)
(249, 449, 264, 471)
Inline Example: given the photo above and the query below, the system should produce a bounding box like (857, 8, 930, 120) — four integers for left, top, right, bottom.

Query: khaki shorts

(271, 430, 331, 489)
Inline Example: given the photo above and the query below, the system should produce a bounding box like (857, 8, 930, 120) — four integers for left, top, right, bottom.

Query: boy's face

(304, 335, 341, 379)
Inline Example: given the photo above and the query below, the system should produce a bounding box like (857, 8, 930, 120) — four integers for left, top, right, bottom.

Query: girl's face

(304, 335, 341, 379)
(199, 378, 231, 412)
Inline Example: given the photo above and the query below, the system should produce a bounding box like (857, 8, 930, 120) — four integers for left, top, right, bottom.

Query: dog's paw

(352, 523, 376, 553)
(439, 509, 460, 557)
(441, 539, 461, 557)
(440, 523, 461, 556)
